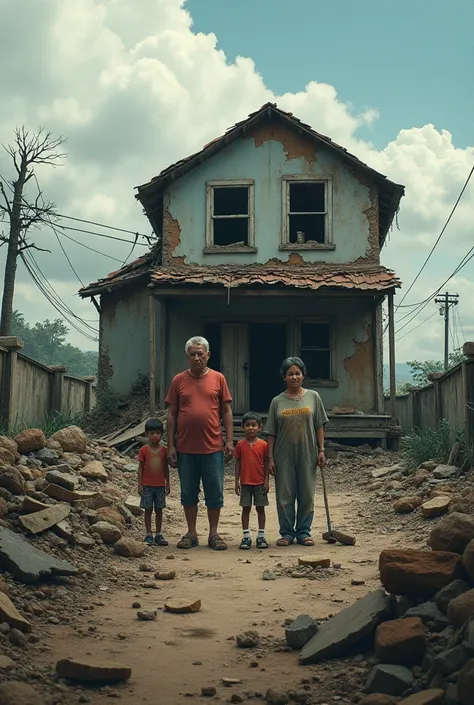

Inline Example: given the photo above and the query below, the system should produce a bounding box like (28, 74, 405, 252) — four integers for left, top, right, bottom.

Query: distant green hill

(383, 363, 413, 387)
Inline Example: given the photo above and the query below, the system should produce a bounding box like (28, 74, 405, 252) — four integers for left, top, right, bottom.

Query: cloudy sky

(0, 0, 473, 363)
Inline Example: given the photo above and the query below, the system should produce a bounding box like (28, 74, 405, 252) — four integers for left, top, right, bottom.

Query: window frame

(205, 179, 256, 253)
(295, 317, 338, 387)
(281, 175, 334, 251)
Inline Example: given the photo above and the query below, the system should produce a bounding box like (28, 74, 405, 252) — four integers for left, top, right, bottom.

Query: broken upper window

(300, 321, 331, 380)
(206, 181, 255, 250)
(282, 179, 332, 248)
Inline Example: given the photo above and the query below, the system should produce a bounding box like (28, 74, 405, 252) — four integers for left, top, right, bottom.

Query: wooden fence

(384, 341, 474, 451)
(0, 336, 96, 430)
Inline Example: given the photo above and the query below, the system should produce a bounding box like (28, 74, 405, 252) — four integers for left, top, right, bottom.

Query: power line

(56, 230, 124, 263)
(394, 163, 474, 312)
(55, 223, 150, 246)
(50, 225, 84, 287)
(395, 310, 439, 343)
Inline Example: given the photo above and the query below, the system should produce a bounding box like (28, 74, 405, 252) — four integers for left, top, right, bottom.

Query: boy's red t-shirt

(137, 444, 167, 487)
(234, 438, 267, 485)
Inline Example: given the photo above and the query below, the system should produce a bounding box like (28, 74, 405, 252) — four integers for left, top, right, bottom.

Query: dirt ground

(39, 462, 416, 705)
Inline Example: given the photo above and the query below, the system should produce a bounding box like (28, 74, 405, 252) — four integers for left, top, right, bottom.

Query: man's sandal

(276, 537, 293, 546)
(208, 534, 228, 551)
(297, 537, 315, 546)
(177, 533, 199, 549)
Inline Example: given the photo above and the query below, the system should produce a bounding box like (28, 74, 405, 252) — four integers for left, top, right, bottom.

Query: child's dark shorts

(240, 484, 268, 508)
(140, 486, 166, 511)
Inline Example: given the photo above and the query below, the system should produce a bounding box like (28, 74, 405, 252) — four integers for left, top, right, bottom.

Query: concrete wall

(165, 294, 377, 412)
(163, 123, 379, 266)
(99, 289, 158, 395)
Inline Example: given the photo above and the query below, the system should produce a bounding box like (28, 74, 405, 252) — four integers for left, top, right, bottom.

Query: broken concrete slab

(0, 592, 32, 632)
(299, 589, 391, 664)
(44, 483, 99, 504)
(19, 504, 70, 535)
(0, 527, 79, 584)
(44, 470, 80, 491)
(52, 520, 75, 544)
(366, 664, 414, 696)
(55, 657, 131, 683)
(21, 496, 49, 514)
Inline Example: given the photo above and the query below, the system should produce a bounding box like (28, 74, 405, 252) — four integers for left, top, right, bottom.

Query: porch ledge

(203, 246, 258, 255)
(279, 243, 336, 252)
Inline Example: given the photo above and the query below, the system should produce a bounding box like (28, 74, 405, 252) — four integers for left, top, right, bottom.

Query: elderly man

(166, 336, 234, 550)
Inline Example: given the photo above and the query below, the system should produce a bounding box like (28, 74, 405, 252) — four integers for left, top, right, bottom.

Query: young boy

(234, 411, 269, 550)
(138, 418, 170, 546)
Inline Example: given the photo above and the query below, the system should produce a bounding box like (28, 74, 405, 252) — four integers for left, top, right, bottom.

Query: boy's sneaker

(155, 533, 168, 546)
(144, 533, 154, 545)
(256, 536, 269, 549)
(239, 536, 252, 550)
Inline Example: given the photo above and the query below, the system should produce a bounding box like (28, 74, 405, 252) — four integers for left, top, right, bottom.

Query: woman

(265, 357, 328, 546)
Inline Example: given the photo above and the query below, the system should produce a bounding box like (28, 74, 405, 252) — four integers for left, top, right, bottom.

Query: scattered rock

(374, 617, 426, 666)
(154, 570, 175, 580)
(201, 686, 217, 697)
(44, 469, 79, 490)
(428, 512, 474, 554)
(285, 614, 318, 650)
(413, 469, 431, 488)
(113, 537, 145, 558)
(50, 426, 87, 454)
(300, 589, 391, 664)
(164, 598, 201, 614)
(0, 592, 32, 632)
(81, 460, 108, 481)
(91, 521, 122, 544)
(0, 448, 15, 465)
(236, 630, 260, 648)
(0, 466, 25, 495)
(433, 644, 467, 675)
(421, 496, 451, 518)
(0, 656, 14, 670)
(393, 497, 422, 514)
(221, 678, 242, 686)
(19, 503, 70, 535)
(447, 589, 474, 627)
(137, 610, 157, 621)
(14, 429, 46, 454)
(264, 688, 289, 705)
(0, 681, 46, 704)
(434, 579, 471, 613)
(372, 465, 401, 479)
(263, 569, 277, 581)
(297, 556, 330, 568)
(433, 464, 458, 480)
(55, 656, 132, 683)
(458, 658, 474, 705)
(358, 696, 397, 705)
(0, 526, 78, 583)
(124, 495, 144, 516)
(9, 628, 28, 648)
(404, 602, 449, 631)
(398, 691, 444, 705)
(463, 539, 474, 581)
(366, 664, 414, 696)
(379, 548, 465, 597)
(35, 448, 60, 465)
(0, 436, 18, 456)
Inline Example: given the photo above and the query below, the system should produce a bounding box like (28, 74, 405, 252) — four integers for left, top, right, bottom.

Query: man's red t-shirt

(165, 369, 232, 454)
(234, 438, 268, 485)
(137, 445, 167, 486)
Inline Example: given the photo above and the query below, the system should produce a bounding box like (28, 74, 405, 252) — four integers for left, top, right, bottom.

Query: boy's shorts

(140, 486, 166, 510)
(240, 484, 269, 508)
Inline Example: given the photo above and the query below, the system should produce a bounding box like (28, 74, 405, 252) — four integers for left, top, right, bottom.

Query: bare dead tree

(0, 127, 67, 335)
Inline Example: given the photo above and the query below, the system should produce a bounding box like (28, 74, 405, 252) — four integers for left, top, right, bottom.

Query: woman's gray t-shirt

(264, 390, 328, 466)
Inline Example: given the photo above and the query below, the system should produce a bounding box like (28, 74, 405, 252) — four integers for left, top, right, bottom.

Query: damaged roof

(135, 102, 404, 246)
(80, 262, 400, 297)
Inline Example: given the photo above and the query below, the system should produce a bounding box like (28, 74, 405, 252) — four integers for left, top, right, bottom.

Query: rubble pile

(0, 425, 153, 703)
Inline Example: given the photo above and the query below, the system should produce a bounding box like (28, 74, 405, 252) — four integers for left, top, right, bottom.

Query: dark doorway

(249, 323, 287, 412)
(204, 323, 221, 372)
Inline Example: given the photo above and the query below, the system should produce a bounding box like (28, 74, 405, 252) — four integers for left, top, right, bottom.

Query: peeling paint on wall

(363, 186, 380, 262)
(343, 325, 375, 410)
(163, 208, 185, 264)
(250, 122, 317, 163)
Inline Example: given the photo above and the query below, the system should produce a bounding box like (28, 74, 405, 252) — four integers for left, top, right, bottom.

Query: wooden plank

(19, 504, 70, 535)
(221, 323, 248, 414)
(149, 294, 156, 415)
(387, 292, 397, 424)
(108, 419, 147, 447)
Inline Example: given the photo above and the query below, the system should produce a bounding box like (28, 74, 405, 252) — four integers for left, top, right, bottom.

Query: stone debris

(80, 460, 108, 481)
(458, 658, 474, 705)
(0, 527, 78, 583)
(393, 496, 422, 514)
(50, 426, 88, 453)
(55, 656, 132, 683)
(236, 630, 260, 648)
(264, 688, 290, 705)
(421, 496, 451, 517)
(18, 503, 70, 535)
(397, 691, 444, 705)
(124, 495, 144, 516)
(201, 686, 217, 697)
(463, 538, 474, 581)
(428, 512, 474, 553)
(0, 656, 15, 670)
(374, 617, 426, 666)
(366, 664, 414, 696)
(44, 468, 80, 490)
(299, 589, 391, 664)
(90, 521, 122, 544)
(297, 556, 331, 568)
(0, 592, 32, 633)
(379, 548, 464, 597)
(154, 570, 176, 580)
(113, 536, 145, 558)
(285, 614, 318, 650)
(137, 610, 157, 621)
(263, 569, 277, 580)
(0, 681, 47, 704)
(14, 428, 46, 454)
(164, 598, 201, 614)
(447, 588, 474, 627)
(433, 464, 458, 480)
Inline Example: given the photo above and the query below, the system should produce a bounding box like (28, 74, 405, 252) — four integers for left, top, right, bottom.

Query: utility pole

(434, 292, 459, 370)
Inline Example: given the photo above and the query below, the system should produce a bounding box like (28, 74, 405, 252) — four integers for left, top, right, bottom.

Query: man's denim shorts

(177, 451, 224, 508)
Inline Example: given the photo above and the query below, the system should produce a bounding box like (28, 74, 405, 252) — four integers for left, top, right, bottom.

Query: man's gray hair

(185, 336, 210, 354)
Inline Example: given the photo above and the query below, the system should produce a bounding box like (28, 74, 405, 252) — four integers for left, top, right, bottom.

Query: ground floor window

(298, 321, 331, 381)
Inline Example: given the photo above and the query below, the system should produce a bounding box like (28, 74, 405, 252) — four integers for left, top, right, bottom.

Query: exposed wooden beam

(388, 291, 397, 424)
(149, 294, 156, 415)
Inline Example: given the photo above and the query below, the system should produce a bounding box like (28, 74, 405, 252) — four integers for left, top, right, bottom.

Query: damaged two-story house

(81, 103, 404, 446)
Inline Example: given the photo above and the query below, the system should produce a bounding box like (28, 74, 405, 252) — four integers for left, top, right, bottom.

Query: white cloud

(0, 0, 473, 363)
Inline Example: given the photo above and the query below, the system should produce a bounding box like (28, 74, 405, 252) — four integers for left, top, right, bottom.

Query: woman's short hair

(280, 356, 307, 378)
